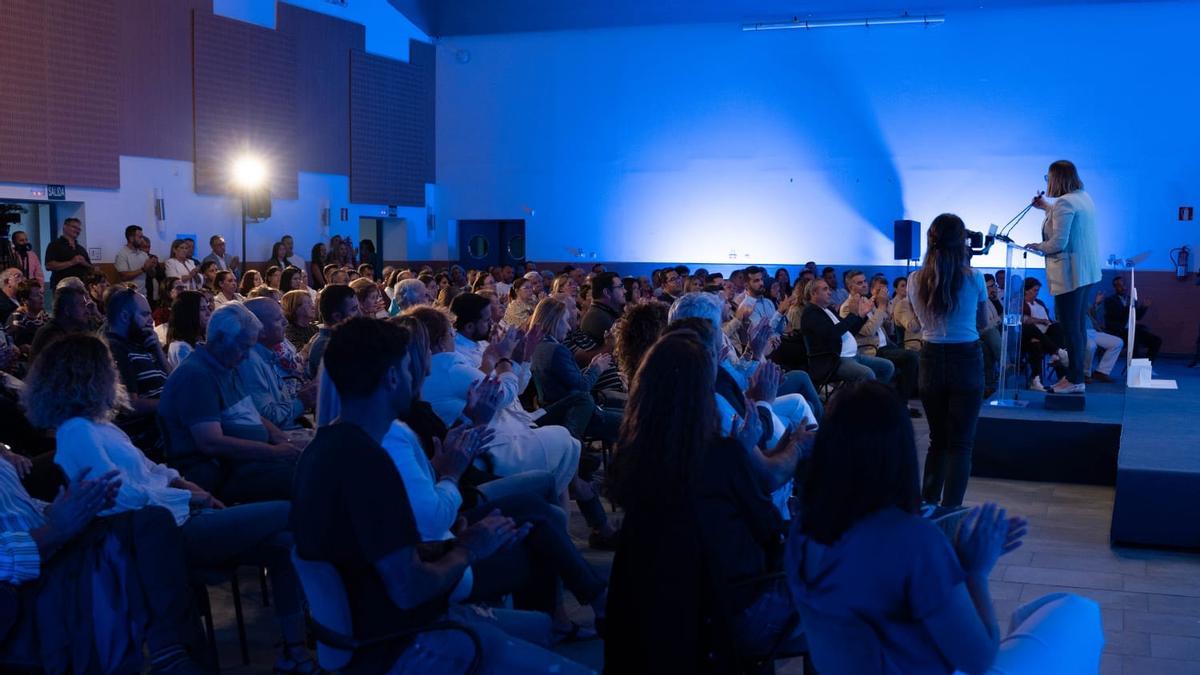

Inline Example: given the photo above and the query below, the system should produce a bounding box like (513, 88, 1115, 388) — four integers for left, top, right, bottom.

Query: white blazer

(1040, 190, 1101, 296)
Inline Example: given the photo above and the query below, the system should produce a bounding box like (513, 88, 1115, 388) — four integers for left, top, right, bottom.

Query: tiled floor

(212, 375, 1200, 674)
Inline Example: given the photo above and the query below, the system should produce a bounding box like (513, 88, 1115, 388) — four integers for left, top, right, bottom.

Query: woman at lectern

(1025, 160, 1101, 395)
(907, 214, 988, 507)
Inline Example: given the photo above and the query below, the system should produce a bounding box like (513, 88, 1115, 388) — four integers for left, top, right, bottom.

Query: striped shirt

(107, 333, 168, 399)
(0, 459, 45, 583)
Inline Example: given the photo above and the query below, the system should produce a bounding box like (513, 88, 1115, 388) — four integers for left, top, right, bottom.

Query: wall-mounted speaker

(894, 219, 920, 261)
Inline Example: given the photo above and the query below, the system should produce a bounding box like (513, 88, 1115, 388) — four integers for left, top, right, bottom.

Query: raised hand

(728, 400, 764, 453)
(589, 352, 613, 373)
(519, 324, 546, 362)
(431, 426, 480, 482)
(748, 317, 773, 358)
(463, 376, 505, 426)
(954, 503, 1009, 577)
(44, 468, 121, 541)
(747, 360, 782, 405)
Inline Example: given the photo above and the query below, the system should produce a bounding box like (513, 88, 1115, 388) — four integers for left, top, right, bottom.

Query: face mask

(14, 243, 30, 254)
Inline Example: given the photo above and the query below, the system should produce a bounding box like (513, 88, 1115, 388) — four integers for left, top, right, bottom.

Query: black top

(1103, 293, 1146, 336)
(291, 423, 445, 672)
(605, 436, 783, 673)
(799, 302, 865, 383)
(44, 237, 91, 286)
(580, 302, 621, 344)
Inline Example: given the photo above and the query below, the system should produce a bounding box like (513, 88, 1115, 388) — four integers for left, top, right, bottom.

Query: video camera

(967, 224, 998, 256)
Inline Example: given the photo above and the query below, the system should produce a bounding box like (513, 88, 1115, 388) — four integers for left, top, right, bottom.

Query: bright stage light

(232, 155, 267, 190)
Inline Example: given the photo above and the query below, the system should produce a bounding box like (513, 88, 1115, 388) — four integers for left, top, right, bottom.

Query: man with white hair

(388, 277, 430, 316)
(159, 302, 303, 503)
(0, 268, 21, 324)
(238, 298, 317, 430)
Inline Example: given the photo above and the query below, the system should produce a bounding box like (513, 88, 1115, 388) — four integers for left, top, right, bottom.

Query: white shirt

(822, 307, 859, 358)
(167, 340, 194, 370)
(165, 258, 199, 291)
(113, 245, 149, 295)
(286, 254, 305, 271)
(1028, 301, 1051, 334)
(54, 418, 192, 526)
(214, 292, 244, 307)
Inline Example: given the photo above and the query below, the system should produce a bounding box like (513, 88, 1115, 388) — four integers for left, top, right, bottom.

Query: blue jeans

(837, 354, 895, 383)
(1053, 283, 1094, 385)
(780, 369, 823, 421)
(182, 502, 301, 618)
(389, 605, 594, 674)
(919, 341, 983, 507)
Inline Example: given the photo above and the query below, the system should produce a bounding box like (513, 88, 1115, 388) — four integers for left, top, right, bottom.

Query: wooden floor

(213, 386, 1200, 674)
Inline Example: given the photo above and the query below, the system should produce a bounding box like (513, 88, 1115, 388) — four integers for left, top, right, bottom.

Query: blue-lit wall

(436, 1, 1200, 271)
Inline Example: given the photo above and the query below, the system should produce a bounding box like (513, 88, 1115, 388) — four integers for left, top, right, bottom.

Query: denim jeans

(1053, 283, 1094, 384)
(980, 325, 1002, 390)
(919, 341, 983, 507)
(181, 457, 296, 505)
(182, 501, 301, 618)
(837, 354, 895, 383)
(780, 369, 823, 421)
(388, 604, 594, 674)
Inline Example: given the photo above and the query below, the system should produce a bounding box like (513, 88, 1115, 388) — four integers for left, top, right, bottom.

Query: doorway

(458, 220, 525, 270)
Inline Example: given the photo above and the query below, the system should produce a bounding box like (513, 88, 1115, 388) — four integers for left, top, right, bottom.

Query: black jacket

(799, 303, 865, 383)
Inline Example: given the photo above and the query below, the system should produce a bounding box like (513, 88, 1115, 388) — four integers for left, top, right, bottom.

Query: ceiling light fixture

(742, 14, 944, 32)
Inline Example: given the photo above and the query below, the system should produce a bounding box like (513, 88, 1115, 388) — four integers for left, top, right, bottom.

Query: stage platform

(973, 384, 1126, 486)
(970, 362, 1199, 549)
(1110, 362, 1200, 549)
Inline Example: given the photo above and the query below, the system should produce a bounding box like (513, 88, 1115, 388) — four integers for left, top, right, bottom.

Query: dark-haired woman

(152, 276, 184, 343)
(267, 241, 288, 271)
(907, 214, 988, 507)
(264, 265, 282, 291)
(238, 269, 263, 297)
(606, 329, 806, 672)
(308, 243, 327, 289)
(786, 381, 1101, 674)
(165, 290, 210, 370)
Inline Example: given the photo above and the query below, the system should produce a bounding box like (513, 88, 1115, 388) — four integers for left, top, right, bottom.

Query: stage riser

(1112, 469, 1200, 548)
(972, 418, 1121, 486)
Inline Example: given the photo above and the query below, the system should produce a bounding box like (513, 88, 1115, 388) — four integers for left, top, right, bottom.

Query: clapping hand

(954, 503, 1019, 577)
(519, 324, 546, 362)
(856, 296, 872, 317)
(0, 443, 32, 479)
(458, 509, 534, 562)
(748, 317, 773, 359)
(45, 468, 121, 542)
(589, 352, 613, 373)
(728, 399, 764, 453)
(747, 360, 783, 405)
(463, 376, 505, 426)
(432, 425, 495, 482)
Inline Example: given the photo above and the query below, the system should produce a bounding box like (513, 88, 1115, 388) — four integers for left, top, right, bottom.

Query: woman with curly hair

(22, 333, 318, 673)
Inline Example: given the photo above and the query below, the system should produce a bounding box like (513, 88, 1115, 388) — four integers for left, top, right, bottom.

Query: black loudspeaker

(894, 219, 920, 261)
(243, 188, 272, 220)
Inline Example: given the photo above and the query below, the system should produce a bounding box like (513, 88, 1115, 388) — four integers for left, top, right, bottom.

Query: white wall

(436, 1, 1200, 271)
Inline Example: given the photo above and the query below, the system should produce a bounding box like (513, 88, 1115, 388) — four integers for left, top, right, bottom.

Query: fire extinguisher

(1170, 246, 1191, 279)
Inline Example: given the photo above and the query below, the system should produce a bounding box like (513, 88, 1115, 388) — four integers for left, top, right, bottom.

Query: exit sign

(1180, 206, 1194, 221)
(46, 184, 66, 200)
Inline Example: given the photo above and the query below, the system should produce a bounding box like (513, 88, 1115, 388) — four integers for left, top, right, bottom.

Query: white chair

(290, 549, 483, 673)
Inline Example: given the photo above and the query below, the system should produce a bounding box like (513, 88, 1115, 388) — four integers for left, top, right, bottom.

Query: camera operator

(907, 214, 988, 507)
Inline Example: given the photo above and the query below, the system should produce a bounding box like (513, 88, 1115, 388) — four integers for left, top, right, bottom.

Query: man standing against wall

(44, 217, 92, 286)
(113, 225, 157, 295)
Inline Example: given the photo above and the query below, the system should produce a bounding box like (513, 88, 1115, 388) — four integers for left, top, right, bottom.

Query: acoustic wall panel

(349, 41, 435, 206)
(118, 0, 211, 161)
(277, 4, 364, 175)
(193, 10, 298, 199)
(0, 0, 119, 188)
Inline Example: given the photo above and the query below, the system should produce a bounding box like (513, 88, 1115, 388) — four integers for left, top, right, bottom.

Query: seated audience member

(279, 266, 305, 296)
(308, 244, 327, 288)
(1103, 274, 1161, 362)
(502, 277, 537, 329)
(6, 279, 47, 351)
(471, 271, 496, 294)
(248, 284, 280, 301)
(1022, 278, 1067, 391)
(388, 277, 430, 316)
(23, 334, 316, 673)
(349, 277, 387, 318)
(326, 266, 350, 286)
(382, 318, 607, 640)
(979, 274, 1004, 394)
(822, 266, 848, 309)
(580, 271, 625, 344)
(198, 260, 219, 293)
(238, 269, 263, 297)
(291, 317, 592, 674)
(892, 275, 924, 351)
(612, 300, 670, 387)
(164, 291, 210, 370)
(104, 288, 169, 449)
(835, 270, 898, 385)
(606, 330, 807, 672)
(302, 284, 359, 379)
(739, 266, 788, 332)
(212, 270, 244, 306)
(551, 273, 579, 302)
(411, 305, 620, 547)
(843, 272, 917, 404)
(153, 277, 184, 335)
(239, 298, 316, 430)
(264, 266, 282, 291)
(30, 285, 93, 358)
(786, 381, 1102, 674)
(1084, 289, 1122, 383)
(0, 268, 20, 324)
(800, 278, 880, 384)
(282, 289, 317, 351)
(158, 303, 303, 503)
(0, 448, 205, 673)
(529, 297, 618, 438)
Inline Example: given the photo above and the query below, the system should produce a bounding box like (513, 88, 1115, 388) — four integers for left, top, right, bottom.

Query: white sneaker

(1053, 381, 1085, 394)
(1030, 376, 1046, 392)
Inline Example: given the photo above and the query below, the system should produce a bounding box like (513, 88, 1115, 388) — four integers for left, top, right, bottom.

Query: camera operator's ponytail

(915, 213, 970, 316)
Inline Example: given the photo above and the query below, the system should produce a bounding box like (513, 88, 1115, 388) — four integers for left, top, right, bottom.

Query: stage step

(1044, 392, 1086, 410)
